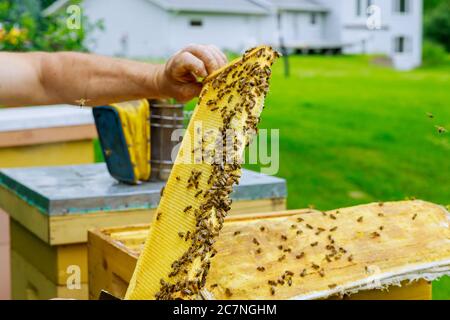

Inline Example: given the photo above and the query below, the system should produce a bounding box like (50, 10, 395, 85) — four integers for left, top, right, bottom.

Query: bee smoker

(149, 100, 184, 181)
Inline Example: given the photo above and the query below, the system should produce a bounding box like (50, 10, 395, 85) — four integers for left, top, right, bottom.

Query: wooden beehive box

(0, 106, 97, 299)
(88, 200, 450, 300)
(0, 164, 286, 299)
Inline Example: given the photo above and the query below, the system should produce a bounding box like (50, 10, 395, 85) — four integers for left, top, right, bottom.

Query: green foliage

(424, 1, 450, 52)
(422, 40, 449, 66)
(0, 0, 102, 52)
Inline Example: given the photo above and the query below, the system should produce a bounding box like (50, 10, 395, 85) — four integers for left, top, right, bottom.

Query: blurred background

(0, 0, 449, 298)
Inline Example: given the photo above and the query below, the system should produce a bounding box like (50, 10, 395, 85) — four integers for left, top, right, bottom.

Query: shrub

(422, 41, 449, 67)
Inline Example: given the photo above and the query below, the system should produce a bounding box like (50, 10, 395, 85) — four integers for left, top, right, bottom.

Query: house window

(189, 19, 203, 27)
(394, 36, 411, 53)
(366, 0, 374, 16)
(356, 0, 363, 16)
(394, 0, 410, 13)
(358, 0, 376, 16)
(310, 13, 317, 25)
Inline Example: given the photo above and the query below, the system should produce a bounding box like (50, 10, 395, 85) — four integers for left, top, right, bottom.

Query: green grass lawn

(95, 54, 450, 299)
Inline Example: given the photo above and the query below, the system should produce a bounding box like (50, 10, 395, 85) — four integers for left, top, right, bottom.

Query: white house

(81, 0, 273, 57)
(43, 0, 423, 70)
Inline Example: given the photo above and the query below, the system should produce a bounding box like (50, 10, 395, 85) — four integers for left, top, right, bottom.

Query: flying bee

(348, 255, 354, 262)
(357, 216, 363, 223)
(184, 205, 192, 213)
(426, 112, 434, 119)
(412, 213, 418, 220)
(156, 212, 162, 221)
(75, 98, 90, 108)
(310, 241, 319, 247)
(329, 226, 338, 232)
(257, 266, 266, 272)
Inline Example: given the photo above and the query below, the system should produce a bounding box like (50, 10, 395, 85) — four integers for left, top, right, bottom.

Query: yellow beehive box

(88, 200, 450, 300)
(0, 106, 97, 299)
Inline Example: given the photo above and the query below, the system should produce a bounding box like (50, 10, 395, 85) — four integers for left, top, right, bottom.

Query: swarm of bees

(154, 46, 278, 300)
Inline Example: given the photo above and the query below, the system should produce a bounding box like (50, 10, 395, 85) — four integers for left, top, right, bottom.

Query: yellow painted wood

(0, 191, 286, 246)
(0, 140, 94, 168)
(50, 198, 286, 245)
(0, 186, 50, 243)
(10, 220, 87, 285)
(11, 251, 88, 300)
(49, 209, 157, 245)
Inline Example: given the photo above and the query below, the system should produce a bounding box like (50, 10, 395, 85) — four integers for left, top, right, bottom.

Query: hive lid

(0, 164, 287, 215)
(0, 106, 94, 132)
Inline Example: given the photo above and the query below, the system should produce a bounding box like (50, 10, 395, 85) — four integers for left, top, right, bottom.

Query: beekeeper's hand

(0, 45, 227, 108)
(157, 44, 228, 103)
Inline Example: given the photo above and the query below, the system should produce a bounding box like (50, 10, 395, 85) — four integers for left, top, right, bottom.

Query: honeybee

(436, 125, 447, 134)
